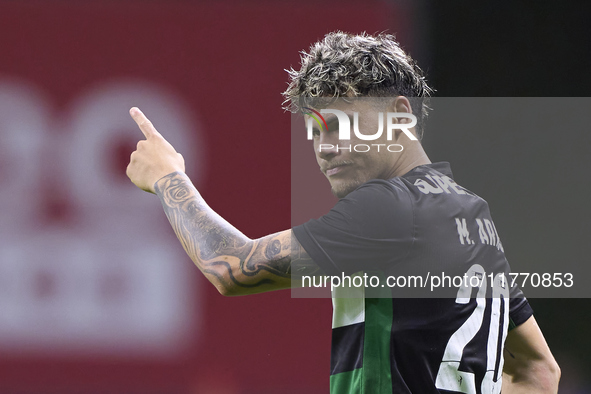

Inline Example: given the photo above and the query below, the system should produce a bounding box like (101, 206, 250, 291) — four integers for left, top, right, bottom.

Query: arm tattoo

(290, 233, 322, 278)
(154, 172, 318, 293)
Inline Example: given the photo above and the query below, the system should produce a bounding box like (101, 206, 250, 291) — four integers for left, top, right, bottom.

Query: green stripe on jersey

(330, 368, 363, 394)
(362, 288, 393, 392)
(330, 272, 394, 394)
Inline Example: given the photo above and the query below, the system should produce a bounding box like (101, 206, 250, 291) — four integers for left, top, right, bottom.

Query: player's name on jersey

(455, 217, 504, 252)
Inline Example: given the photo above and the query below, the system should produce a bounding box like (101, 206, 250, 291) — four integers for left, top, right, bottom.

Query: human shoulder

(319, 178, 413, 239)
(292, 178, 415, 276)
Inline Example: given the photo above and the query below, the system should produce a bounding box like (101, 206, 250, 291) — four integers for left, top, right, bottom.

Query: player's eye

(312, 128, 320, 138)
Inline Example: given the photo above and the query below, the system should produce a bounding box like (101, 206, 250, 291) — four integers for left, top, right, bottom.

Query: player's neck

(389, 144, 431, 178)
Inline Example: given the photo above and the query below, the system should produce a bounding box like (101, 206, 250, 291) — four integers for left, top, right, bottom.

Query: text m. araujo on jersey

(455, 217, 505, 252)
(412, 174, 505, 252)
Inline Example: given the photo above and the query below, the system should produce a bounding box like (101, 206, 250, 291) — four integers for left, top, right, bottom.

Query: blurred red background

(0, 2, 405, 392)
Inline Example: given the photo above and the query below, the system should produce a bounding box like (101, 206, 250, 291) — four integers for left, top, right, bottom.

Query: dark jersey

(292, 162, 533, 394)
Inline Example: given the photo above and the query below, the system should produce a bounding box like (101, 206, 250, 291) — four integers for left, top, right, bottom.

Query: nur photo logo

(303, 107, 418, 153)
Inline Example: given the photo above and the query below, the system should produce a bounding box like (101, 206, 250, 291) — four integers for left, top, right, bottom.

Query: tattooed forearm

(290, 235, 321, 277)
(154, 171, 312, 295)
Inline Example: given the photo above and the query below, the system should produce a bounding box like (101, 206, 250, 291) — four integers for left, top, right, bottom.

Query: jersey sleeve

(508, 298, 534, 330)
(292, 179, 414, 276)
(508, 282, 534, 330)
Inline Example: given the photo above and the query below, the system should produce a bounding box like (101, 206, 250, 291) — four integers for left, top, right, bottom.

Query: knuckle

(129, 151, 138, 164)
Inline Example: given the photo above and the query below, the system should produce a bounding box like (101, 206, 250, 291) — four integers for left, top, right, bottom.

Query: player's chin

(330, 179, 363, 199)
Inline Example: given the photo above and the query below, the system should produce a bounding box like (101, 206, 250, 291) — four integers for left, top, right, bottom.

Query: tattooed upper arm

(154, 171, 321, 296)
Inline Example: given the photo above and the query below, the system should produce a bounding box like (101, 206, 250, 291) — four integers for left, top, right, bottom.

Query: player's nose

(316, 131, 343, 160)
(316, 142, 341, 160)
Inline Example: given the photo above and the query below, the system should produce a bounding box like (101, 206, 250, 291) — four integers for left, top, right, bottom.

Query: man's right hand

(126, 107, 185, 194)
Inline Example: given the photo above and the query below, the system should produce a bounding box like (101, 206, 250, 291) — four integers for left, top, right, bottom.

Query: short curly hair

(283, 31, 434, 137)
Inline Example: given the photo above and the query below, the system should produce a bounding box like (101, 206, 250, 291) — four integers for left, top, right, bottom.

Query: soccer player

(126, 32, 560, 393)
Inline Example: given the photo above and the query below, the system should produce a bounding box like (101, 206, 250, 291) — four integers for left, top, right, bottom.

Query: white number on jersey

(435, 265, 509, 393)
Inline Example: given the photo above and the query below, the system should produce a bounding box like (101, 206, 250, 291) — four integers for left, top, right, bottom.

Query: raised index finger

(130, 107, 161, 139)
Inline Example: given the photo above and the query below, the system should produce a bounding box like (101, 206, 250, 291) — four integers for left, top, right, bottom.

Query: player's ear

(393, 96, 412, 115)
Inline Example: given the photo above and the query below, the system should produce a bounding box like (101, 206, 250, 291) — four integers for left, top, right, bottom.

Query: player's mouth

(323, 162, 353, 177)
